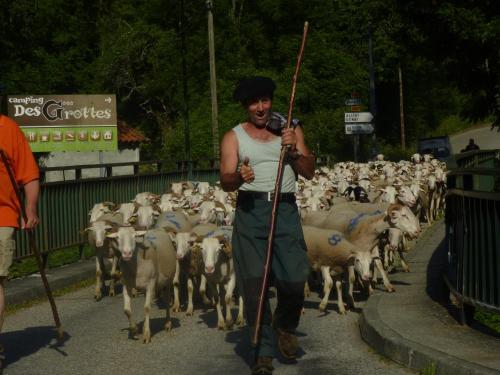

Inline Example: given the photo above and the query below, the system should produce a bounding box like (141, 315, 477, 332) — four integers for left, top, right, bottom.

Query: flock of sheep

(85, 152, 447, 343)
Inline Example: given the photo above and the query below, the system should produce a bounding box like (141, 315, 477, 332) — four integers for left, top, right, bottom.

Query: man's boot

(251, 356, 274, 375)
(274, 327, 298, 360)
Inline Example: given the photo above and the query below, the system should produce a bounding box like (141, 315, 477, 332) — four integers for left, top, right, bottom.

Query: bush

(377, 140, 415, 162)
(429, 115, 471, 137)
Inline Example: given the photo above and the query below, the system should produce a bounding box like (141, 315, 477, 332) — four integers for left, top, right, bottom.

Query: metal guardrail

(12, 155, 330, 262)
(445, 149, 500, 319)
(14, 160, 220, 261)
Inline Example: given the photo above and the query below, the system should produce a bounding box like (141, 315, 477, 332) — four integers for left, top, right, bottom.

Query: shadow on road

(426, 237, 449, 303)
(427, 236, 500, 339)
(225, 327, 253, 367)
(1, 326, 71, 367)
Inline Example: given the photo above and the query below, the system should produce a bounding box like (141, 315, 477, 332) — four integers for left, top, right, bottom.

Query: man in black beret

(220, 76, 315, 374)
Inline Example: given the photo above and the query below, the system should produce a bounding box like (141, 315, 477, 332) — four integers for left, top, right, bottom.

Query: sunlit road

(2, 282, 414, 375)
(450, 124, 500, 153)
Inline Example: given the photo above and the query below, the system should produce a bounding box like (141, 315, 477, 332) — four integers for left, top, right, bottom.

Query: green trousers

(232, 197, 309, 358)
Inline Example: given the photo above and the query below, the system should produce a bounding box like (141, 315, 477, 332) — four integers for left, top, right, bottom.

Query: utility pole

(368, 25, 378, 157)
(180, 0, 192, 175)
(399, 64, 406, 150)
(206, 0, 219, 164)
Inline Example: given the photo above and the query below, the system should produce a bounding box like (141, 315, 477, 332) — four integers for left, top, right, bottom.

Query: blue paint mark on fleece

(167, 218, 181, 230)
(328, 234, 342, 246)
(346, 210, 383, 234)
(346, 213, 365, 233)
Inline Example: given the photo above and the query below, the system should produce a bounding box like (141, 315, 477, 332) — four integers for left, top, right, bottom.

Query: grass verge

(475, 307, 500, 334)
(5, 278, 94, 316)
(9, 244, 94, 280)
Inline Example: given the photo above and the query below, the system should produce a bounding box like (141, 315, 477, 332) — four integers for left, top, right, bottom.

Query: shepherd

(0, 113, 63, 373)
(220, 73, 314, 373)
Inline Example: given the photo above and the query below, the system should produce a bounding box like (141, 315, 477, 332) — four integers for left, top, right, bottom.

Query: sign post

(7, 95, 118, 152)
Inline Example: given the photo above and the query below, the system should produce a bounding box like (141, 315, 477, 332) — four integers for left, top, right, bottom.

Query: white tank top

(232, 124, 296, 193)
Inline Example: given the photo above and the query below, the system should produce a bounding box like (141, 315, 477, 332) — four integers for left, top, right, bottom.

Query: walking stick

(0, 148, 64, 340)
(252, 21, 309, 347)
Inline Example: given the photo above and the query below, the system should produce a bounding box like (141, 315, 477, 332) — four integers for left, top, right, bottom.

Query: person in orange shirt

(0, 114, 40, 369)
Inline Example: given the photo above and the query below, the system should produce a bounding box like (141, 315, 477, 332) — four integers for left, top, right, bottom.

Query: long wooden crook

(252, 21, 309, 348)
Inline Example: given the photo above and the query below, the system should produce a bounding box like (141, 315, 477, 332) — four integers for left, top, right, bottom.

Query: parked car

(417, 136, 452, 161)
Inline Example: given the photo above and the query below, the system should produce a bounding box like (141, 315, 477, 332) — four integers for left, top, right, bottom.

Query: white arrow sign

(344, 112, 373, 123)
(345, 123, 374, 134)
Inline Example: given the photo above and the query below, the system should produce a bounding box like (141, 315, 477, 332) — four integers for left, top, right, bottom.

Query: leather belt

(237, 190, 296, 203)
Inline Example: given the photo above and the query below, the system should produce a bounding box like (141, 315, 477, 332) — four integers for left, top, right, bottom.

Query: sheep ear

(134, 230, 147, 237)
(215, 235, 226, 244)
(167, 231, 177, 243)
(107, 232, 119, 238)
(214, 201, 226, 211)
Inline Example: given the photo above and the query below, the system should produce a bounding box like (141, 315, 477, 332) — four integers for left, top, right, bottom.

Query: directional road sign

(345, 123, 374, 135)
(344, 112, 373, 123)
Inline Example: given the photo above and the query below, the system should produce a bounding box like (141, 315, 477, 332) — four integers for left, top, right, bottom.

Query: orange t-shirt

(0, 115, 40, 228)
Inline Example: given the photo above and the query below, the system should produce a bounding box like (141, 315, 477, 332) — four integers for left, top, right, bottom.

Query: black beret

(233, 76, 276, 103)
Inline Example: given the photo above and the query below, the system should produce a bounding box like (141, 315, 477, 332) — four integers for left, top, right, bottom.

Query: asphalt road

(2, 284, 414, 375)
(449, 124, 500, 153)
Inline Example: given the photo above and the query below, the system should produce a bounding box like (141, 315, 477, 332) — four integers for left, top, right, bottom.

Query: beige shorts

(0, 227, 15, 277)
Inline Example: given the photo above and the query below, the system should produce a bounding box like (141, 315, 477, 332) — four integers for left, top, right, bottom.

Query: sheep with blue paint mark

(303, 226, 372, 314)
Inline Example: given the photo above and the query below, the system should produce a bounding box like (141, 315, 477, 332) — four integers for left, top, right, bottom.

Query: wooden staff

(252, 21, 309, 347)
(0, 148, 63, 340)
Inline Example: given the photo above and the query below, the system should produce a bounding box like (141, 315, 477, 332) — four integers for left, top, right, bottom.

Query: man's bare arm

(285, 126, 315, 180)
(220, 131, 247, 192)
(22, 179, 40, 229)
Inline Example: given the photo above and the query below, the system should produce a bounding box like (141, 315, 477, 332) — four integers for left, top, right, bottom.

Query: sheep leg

(429, 194, 435, 222)
(399, 250, 410, 272)
(199, 274, 211, 305)
(334, 273, 346, 315)
(123, 286, 137, 337)
(402, 235, 409, 252)
(172, 260, 181, 312)
(372, 261, 379, 284)
(142, 280, 155, 343)
(109, 256, 118, 297)
(95, 256, 103, 301)
(186, 277, 194, 316)
(164, 281, 173, 332)
(304, 280, 311, 298)
(374, 258, 395, 292)
(215, 284, 225, 330)
(319, 266, 332, 313)
(236, 296, 245, 327)
(383, 245, 390, 269)
(224, 275, 236, 330)
(347, 265, 356, 309)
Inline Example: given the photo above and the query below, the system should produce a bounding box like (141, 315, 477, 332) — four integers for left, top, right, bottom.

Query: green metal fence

(446, 149, 500, 315)
(14, 160, 220, 261)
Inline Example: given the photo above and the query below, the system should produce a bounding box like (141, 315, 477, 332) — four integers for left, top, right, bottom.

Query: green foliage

(420, 362, 437, 375)
(0, 0, 497, 162)
(475, 307, 500, 334)
(8, 245, 93, 280)
(377, 139, 415, 162)
(429, 115, 471, 138)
